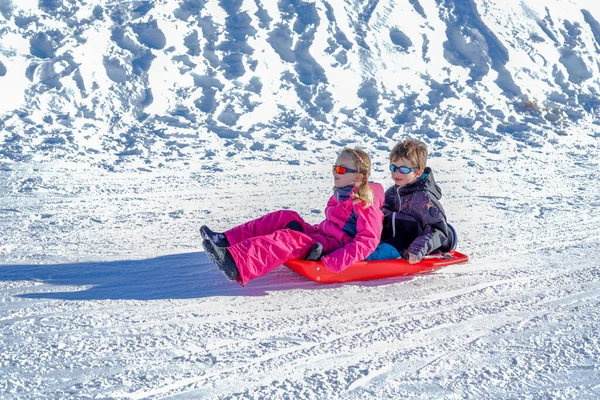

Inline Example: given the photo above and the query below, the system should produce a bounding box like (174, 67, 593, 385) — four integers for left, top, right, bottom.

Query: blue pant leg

(365, 243, 401, 261)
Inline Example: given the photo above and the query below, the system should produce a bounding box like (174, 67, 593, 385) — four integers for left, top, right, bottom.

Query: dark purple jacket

(381, 167, 454, 259)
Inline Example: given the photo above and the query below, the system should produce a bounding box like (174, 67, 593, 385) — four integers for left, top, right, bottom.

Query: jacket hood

(370, 181, 385, 208)
(395, 167, 442, 199)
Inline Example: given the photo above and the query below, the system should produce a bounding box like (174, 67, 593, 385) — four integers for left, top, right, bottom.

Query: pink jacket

(317, 183, 384, 273)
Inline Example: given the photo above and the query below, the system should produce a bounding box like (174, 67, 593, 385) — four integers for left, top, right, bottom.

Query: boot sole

(202, 239, 238, 282)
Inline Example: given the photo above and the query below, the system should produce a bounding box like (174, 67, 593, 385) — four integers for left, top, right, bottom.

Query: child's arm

(405, 192, 449, 263)
(380, 186, 397, 241)
(321, 203, 383, 273)
(381, 186, 397, 217)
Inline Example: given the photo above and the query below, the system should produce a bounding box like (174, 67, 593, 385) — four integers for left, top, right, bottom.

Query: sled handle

(423, 253, 452, 261)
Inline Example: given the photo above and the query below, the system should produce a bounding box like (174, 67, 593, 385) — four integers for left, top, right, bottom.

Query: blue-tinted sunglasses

(389, 164, 418, 174)
(333, 165, 358, 174)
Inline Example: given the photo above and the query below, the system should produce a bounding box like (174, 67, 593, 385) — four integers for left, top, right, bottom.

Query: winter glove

(404, 252, 422, 264)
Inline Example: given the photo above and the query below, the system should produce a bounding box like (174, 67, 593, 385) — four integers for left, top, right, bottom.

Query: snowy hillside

(1, 0, 600, 399)
(1, 0, 600, 167)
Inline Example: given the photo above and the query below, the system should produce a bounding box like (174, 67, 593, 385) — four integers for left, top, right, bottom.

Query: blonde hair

(339, 147, 374, 208)
(389, 138, 428, 170)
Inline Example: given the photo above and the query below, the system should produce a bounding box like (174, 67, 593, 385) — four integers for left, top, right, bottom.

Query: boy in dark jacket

(367, 139, 455, 263)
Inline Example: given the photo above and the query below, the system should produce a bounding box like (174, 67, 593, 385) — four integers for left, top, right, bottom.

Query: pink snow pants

(224, 210, 341, 285)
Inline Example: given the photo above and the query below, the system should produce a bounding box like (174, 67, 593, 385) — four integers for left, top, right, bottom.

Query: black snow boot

(202, 239, 240, 282)
(285, 221, 303, 232)
(306, 242, 323, 261)
(200, 225, 230, 247)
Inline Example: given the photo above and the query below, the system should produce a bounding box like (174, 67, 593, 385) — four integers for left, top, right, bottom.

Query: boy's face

(333, 153, 362, 188)
(390, 156, 423, 186)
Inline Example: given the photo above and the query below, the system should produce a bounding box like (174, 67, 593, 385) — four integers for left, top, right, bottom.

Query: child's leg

(225, 210, 310, 245)
(306, 233, 343, 254)
(365, 242, 401, 261)
(228, 230, 316, 285)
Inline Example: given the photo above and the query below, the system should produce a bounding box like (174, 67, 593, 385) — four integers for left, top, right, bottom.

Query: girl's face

(391, 156, 423, 186)
(333, 153, 363, 188)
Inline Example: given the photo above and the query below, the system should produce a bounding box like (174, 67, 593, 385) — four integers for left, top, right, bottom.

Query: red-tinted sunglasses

(332, 165, 358, 174)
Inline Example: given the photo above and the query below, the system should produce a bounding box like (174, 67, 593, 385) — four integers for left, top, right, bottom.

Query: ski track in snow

(1, 140, 600, 399)
(2, 0, 600, 397)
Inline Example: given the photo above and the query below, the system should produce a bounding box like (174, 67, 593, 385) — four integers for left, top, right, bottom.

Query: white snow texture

(1, 0, 600, 399)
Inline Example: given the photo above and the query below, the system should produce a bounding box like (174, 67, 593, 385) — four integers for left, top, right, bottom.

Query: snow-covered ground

(2, 133, 600, 398)
(2, 0, 600, 398)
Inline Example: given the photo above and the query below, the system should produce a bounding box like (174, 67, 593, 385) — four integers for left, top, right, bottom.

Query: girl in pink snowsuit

(202, 148, 384, 286)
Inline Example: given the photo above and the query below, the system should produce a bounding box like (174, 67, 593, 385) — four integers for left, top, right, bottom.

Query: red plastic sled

(284, 250, 469, 283)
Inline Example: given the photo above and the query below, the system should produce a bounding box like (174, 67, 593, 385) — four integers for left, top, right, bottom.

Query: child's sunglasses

(389, 165, 418, 174)
(332, 165, 359, 174)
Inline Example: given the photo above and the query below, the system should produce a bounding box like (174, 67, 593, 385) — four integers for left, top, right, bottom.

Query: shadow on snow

(0, 252, 414, 301)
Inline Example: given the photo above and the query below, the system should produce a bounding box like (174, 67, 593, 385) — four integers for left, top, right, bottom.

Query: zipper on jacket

(393, 186, 403, 238)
